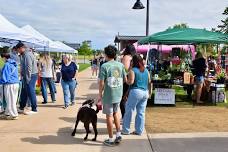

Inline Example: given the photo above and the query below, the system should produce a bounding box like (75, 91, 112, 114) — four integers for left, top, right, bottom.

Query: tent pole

(204, 45, 207, 55)
(161, 44, 162, 57)
(217, 44, 219, 54)
(188, 44, 192, 69)
(194, 44, 197, 59)
(146, 43, 150, 65)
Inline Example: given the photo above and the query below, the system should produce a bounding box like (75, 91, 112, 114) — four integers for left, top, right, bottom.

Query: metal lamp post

(132, 0, 150, 36)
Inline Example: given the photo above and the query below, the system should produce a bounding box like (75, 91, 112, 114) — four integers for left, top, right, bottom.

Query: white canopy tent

(22, 25, 75, 53)
(0, 14, 45, 47)
(54, 41, 76, 54)
(22, 25, 61, 52)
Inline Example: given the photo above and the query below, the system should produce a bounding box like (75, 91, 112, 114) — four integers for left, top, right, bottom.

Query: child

(0, 49, 20, 120)
(98, 45, 127, 146)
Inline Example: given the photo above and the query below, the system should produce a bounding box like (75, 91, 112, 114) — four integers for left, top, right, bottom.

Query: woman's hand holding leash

(97, 98, 103, 110)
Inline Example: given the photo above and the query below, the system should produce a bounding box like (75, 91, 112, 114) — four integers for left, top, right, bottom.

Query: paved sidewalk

(149, 133, 228, 152)
(0, 69, 152, 152)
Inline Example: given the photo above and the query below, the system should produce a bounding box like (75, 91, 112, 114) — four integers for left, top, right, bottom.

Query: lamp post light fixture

(132, 0, 150, 36)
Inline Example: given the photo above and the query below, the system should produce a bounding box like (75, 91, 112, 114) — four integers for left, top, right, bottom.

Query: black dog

(71, 99, 99, 141)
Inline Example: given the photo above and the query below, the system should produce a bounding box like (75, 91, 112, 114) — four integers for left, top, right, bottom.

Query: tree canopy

(218, 7, 228, 34)
(168, 23, 189, 29)
(78, 41, 92, 55)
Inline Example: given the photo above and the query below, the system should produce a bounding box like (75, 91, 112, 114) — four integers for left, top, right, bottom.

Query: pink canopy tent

(134, 43, 196, 59)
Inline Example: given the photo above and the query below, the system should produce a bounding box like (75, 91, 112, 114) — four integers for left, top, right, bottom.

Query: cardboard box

(184, 72, 191, 84)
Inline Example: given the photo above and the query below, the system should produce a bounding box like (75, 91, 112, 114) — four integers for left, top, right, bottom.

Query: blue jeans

(122, 89, 149, 135)
(41, 77, 56, 103)
(52, 82, 57, 93)
(20, 74, 38, 112)
(61, 79, 77, 106)
(195, 76, 204, 85)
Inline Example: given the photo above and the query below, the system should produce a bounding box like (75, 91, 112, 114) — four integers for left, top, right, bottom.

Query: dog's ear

(82, 100, 89, 106)
(89, 101, 93, 107)
(88, 99, 95, 107)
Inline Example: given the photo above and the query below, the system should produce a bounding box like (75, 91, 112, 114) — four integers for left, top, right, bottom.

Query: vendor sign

(154, 88, 175, 104)
(211, 84, 226, 103)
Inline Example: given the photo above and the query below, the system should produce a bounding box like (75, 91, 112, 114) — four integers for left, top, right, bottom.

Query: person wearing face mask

(16, 42, 38, 115)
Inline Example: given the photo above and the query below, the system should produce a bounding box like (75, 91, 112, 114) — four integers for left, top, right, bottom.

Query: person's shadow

(59, 116, 107, 124)
(21, 127, 103, 146)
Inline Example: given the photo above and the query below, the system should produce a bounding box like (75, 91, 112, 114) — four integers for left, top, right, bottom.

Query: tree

(218, 7, 228, 34)
(173, 23, 189, 29)
(0, 46, 9, 53)
(95, 49, 103, 56)
(78, 41, 92, 56)
(168, 23, 189, 29)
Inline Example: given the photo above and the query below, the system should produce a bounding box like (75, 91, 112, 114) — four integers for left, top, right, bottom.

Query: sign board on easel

(154, 88, 175, 104)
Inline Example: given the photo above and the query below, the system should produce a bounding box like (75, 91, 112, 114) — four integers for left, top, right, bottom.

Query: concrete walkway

(0, 69, 152, 152)
(149, 132, 228, 152)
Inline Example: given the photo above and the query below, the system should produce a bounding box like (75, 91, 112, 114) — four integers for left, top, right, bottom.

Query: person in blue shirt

(0, 49, 20, 120)
(61, 54, 78, 109)
(122, 54, 151, 135)
(10, 46, 20, 65)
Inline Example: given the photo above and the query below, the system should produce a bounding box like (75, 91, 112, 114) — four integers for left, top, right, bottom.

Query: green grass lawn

(78, 63, 90, 72)
(77, 55, 93, 60)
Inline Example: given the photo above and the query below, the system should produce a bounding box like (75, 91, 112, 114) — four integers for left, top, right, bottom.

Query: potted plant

(217, 70, 226, 84)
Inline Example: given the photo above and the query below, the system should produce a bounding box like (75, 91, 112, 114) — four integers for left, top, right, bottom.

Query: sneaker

(115, 136, 122, 144)
(63, 105, 69, 109)
(131, 131, 141, 136)
(6, 116, 18, 120)
(0, 115, 7, 119)
(70, 102, 75, 106)
(121, 131, 130, 135)
(42, 102, 47, 104)
(24, 111, 38, 115)
(18, 109, 25, 114)
(103, 139, 115, 147)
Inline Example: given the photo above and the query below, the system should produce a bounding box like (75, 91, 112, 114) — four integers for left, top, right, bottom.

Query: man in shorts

(98, 45, 127, 146)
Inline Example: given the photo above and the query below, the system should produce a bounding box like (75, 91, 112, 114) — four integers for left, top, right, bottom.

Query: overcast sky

(0, 0, 227, 49)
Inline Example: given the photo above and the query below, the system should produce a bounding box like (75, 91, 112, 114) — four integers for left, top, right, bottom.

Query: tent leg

(217, 44, 219, 54)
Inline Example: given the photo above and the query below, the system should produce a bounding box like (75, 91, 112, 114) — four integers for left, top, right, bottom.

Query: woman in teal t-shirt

(122, 54, 151, 135)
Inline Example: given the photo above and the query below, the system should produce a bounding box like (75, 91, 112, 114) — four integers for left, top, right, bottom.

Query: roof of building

(114, 35, 146, 43)
(64, 42, 81, 50)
